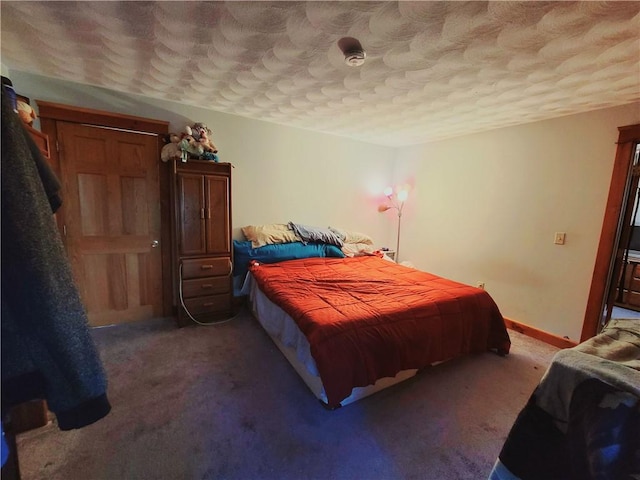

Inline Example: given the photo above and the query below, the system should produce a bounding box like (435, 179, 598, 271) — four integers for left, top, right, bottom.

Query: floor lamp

(378, 186, 408, 262)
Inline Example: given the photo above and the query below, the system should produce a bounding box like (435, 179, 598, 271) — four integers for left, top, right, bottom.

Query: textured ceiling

(1, 1, 639, 146)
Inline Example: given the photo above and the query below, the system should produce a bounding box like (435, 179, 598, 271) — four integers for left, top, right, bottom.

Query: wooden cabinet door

(58, 122, 162, 326)
(177, 173, 206, 256)
(205, 175, 230, 254)
(177, 173, 230, 256)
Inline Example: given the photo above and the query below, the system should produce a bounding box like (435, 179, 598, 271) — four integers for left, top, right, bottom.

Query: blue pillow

(233, 240, 344, 278)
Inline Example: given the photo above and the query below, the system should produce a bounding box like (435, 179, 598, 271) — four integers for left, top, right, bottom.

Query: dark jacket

(1, 86, 111, 430)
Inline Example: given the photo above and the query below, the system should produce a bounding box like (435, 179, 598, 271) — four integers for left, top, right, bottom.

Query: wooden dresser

(615, 253, 640, 311)
(170, 160, 233, 326)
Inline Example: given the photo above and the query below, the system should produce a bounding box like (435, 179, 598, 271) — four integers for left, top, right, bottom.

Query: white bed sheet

(248, 274, 319, 376)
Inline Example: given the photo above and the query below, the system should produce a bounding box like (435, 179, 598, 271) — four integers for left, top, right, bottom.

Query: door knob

(151, 240, 159, 248)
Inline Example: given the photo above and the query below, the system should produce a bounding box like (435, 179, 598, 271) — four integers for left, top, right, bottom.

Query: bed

(489, 318, 640, 480)
(244, 251, 511, 408)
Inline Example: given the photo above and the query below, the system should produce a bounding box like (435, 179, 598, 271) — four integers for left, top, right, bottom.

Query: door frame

(582, 124, 640, 341)
(36, 101, 173, 317)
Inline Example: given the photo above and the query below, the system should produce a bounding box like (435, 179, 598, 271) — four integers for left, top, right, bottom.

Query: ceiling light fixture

(338, 37, 366, 67)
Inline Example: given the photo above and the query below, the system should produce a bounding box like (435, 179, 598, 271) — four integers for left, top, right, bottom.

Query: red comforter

(249, 255, 511, 407)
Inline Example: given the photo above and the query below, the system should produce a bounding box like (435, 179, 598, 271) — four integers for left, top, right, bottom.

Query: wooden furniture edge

(36, 100, 169, 135)
(503, 317, 578, 349)
(581, 123, 640, 341)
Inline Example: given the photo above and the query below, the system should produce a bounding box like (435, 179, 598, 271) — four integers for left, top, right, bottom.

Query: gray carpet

(16, 308, 559, 480)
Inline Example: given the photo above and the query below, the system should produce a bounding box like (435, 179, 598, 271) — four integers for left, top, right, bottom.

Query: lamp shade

(378, 183, 410, 263)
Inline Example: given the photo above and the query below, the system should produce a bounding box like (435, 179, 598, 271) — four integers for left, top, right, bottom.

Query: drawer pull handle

(200, 265, 213, 270)
(203, 302, 214, 307)
(201, 284, 213, 289)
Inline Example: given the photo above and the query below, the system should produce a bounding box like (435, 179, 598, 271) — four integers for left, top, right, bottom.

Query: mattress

(247, 255, 511, 407)
(248, 274, 419, 407)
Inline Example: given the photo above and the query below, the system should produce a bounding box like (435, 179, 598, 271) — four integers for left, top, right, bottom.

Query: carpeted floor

(15, 308, 559, 480)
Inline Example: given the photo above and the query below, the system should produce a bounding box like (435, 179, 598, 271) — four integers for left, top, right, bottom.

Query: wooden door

(582, 124, 640, 340)
(58, 122, 162, 326)
(610, 173, 640, 313)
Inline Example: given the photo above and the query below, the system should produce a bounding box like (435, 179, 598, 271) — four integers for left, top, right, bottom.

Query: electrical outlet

(476, 282, 485, 290)
(554, 232, 566, 245)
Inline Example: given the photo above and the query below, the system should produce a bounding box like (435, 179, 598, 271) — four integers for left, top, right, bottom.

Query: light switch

(554, 232, 566, 245)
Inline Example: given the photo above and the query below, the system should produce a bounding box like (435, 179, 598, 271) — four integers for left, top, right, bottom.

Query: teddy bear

(160, 133, 183, 162)
(179, 134, 204, 159)
(17, 99, 36, 126)
(197, 131, 219, 161)
(185, 122, 219, 161)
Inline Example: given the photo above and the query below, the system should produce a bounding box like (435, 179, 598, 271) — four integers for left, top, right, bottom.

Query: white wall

(8, 71, 640, 341)
(395, 103, 640, 340)
(8, 72, 397, 245)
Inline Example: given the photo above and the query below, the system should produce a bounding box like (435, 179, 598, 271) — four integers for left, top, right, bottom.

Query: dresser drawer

(182, 277, 230, 299)
(182, 294, 230, 315)
(181, 257, 230, 279)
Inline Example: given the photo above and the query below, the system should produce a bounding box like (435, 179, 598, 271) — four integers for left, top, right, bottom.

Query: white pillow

(341, 242, 375, 257)
(329, 227, 374, 246)
(241, 224, 300, 248)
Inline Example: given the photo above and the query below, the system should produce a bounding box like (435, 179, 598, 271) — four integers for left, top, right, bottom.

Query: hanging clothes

(1, 85, 111, 431)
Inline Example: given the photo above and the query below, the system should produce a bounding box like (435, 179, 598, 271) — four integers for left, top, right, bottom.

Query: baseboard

(503, 317, 578, 349)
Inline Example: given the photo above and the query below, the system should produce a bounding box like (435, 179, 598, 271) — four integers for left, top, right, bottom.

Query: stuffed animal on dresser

(186, 122, 219, 162)
(179, 134, 204, 160)
(160, 133, 183, 162)
(17, 99, 36, 126)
